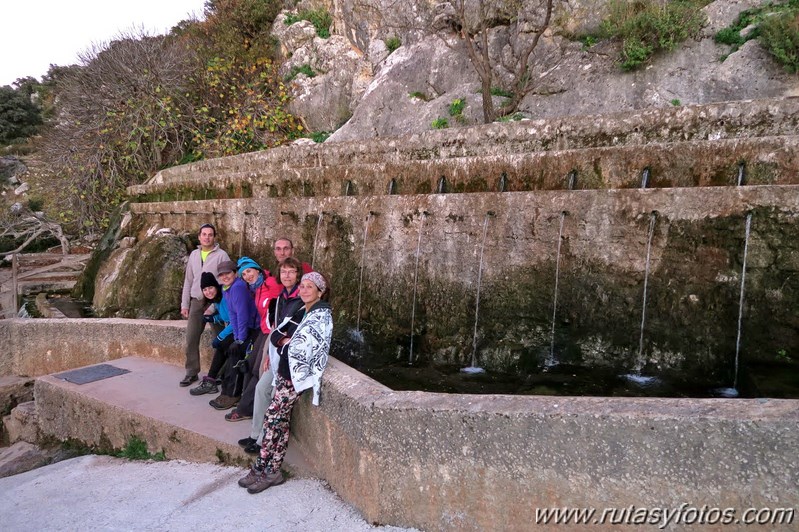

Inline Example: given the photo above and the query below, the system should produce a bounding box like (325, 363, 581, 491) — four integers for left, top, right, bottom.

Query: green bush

(670, 98, 681, 106)
(385, 36, 401, 53)
(408, 91, 430, 101)
(431, 117, 449, 129)
(310, 130, 330, 143)
(284, 8, 332, 38)
(448, 98, 465, 116)
(601, 0, 707, 70)
(759, 9, 799, 73)
(285, 64, 316, 81)
(116, 436, 165, 461)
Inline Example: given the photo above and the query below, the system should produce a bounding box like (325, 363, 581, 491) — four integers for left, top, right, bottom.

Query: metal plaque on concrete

(54, 364, 130, 385)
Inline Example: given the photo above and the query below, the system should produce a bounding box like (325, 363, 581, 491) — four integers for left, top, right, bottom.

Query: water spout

(408, 212, 427, 364)
(344, 180, 353, 196)
(355, 212, 373, 335)
(388, 178, 397, 195)
(311, 212, 324, 269)
(640, 167, 651, 189)
(634, 211, 658, 373)
(437, 176, 447, 194)
(498, 174, 507, 192)
(737, 162, 746, 186)
(462, 213, 491, 374)
(567, 170, 577, 190)
(547, 211, 567, 367)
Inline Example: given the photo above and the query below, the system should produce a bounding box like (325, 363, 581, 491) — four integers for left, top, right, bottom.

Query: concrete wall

(127, 184, 799, 385)
(0, 318, 215, 377)
(1, 318, 796, 531)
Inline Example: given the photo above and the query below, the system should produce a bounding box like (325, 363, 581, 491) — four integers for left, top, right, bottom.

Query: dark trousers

(207, 335, 234, 380)
(220, 328, 259, 397)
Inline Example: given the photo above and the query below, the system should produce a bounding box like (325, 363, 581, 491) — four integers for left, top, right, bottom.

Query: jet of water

(733, 212, 752, 390)
(635, 212, 658, 372)
(355, 213, 373, 333)
(640, 167, 651, 189)
(567, 170, 577, 190)
(463, 213, 490, 374)
(547, 211, 567, 367)
(311, 212, 324, 269)
(408, 212, 427, 364)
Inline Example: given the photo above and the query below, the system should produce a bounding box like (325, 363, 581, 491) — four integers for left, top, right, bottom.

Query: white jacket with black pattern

(287, 300, 333, 406)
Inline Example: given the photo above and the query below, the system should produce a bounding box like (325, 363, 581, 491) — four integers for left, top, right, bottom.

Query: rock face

(270, 0, 797, 141)
(93, 232, 190, 319)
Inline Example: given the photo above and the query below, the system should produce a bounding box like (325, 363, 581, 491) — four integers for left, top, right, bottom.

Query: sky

(1, 1, 206, 87)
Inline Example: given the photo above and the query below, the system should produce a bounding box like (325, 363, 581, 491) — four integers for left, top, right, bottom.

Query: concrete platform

(34, 356, 309, 474)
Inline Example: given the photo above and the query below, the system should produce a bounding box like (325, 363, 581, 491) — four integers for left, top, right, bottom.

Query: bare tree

(438, 0, 558, 123)
(0, 203, 70, 256)
(39, 28, 198, 235)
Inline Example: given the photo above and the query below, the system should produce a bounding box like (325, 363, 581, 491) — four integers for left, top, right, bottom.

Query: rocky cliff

(275, 0, 796, 141)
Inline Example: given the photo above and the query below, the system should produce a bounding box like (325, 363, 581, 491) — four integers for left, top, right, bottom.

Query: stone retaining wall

(1, 318, 797, 531)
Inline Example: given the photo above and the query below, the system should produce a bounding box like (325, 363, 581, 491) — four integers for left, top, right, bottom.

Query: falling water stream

(640, 167, 651, 189)
(354, 213, 373, 339)
(635, 212, 658, 373)
(462, 214, 490, 374)
(547, 212, 567, 367)
(716, 212, 753, 397)
(311, 212, 324, 269)
(408, 213, 427, 364)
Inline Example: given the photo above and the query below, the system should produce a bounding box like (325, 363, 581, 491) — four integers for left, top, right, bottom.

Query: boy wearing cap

(179, 223, 230, 387)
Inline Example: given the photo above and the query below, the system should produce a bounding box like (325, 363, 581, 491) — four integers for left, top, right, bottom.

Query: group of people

(179, 223, 333, 494)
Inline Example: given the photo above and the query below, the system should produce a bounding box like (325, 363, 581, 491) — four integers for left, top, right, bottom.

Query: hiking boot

(209, 395, 238, 410)
(247, 469, 284, 494)
(238, 466, 263, 488)
(179, 375, 198, 387)
(237, 437, 256, 449)
(244, 442, 261, 455)
(190, 377, 218, 396)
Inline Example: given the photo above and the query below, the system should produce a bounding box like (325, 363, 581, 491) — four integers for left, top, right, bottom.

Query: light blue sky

(1, 1, 204, 87)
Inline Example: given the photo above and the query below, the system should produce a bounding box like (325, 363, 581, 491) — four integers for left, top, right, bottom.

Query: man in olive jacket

(179, 223, 231, 386)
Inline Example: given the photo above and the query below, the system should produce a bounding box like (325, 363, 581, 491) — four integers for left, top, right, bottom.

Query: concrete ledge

(0, 318, 215, 377)
(291, 359, 799, 531)
(3, 319, 798, 530)
(33, 356, 305, 473)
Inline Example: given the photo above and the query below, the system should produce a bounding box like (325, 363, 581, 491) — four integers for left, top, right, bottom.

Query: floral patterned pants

(259, 374, 300, 474)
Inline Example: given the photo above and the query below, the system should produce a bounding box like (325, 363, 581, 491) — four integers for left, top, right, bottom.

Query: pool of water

(335, 355, 799, 399)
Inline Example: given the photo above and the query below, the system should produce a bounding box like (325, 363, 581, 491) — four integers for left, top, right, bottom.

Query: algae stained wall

(130, 183, 799, 389)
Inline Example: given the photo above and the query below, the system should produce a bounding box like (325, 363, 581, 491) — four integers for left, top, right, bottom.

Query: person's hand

(202, 314, 214, 323)
(261, 355, 270, 373)
(211, 336, 223, 349)
(181, 308, 189, 319)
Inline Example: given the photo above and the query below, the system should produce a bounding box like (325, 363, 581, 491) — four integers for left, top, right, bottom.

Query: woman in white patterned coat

(238, 271, 333, 494)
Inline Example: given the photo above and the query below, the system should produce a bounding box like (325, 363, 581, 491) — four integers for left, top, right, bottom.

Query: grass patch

(670, 98, 681, 106)
(496, 112, 525, 122)
(431, 117, 449, 129)
(309, 130, 331, 143)
(601, 0, 708, 70)
(385, 36, 401, 53)
(715, 0, 799, 72)
(284, 64, 316, 82)
(284, 8, 332, 38)
(409, 91, 430, 101)
(116, 436, 166, 461)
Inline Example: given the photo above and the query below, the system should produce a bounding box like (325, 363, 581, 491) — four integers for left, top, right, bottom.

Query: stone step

(34, 356, 310, 474)
(140, 97, 799, 189)
(130, 134, 799, 201)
